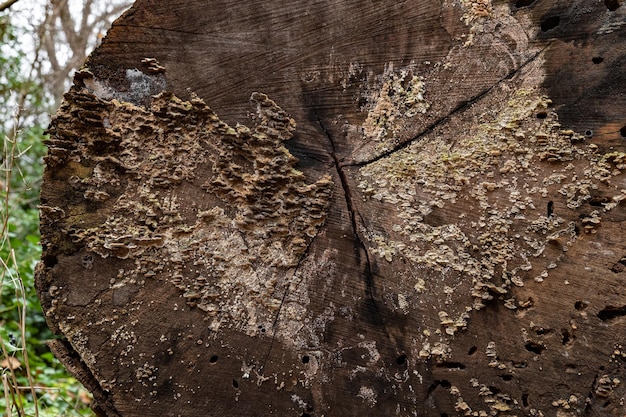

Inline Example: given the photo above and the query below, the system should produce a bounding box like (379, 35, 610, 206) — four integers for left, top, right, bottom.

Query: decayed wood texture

(37, 1, 626, 416)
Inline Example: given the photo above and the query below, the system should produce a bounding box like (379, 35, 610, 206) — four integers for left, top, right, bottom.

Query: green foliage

(0, 11, 94, 417)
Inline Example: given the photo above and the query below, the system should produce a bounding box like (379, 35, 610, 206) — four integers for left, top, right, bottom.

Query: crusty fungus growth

(35, 1, 626, 415)
(362, 68, 429, 150)
(43, 79, 333, 337)
(357, 85, 626, 349)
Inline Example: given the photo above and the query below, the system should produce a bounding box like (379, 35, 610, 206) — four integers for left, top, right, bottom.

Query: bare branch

(53, 0, 81, 54)
(41, 8, 60, 72)
(79, 0, 94, 36)
(0, 0, 19, 12)
(35, 0, 132, 107)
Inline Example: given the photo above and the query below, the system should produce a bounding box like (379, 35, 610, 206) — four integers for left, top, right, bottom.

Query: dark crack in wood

(312, 108, 390, 331)
(345, 44, 552, 169)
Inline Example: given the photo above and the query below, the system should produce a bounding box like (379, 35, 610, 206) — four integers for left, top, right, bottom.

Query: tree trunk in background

(37, 1, 626, 416)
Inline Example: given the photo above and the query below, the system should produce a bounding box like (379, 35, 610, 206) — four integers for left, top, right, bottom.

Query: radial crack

(345, 44, 551, 169)
(311, 108, 387, 329)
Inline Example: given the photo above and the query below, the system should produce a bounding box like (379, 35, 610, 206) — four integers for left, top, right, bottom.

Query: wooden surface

(37, 1, 626, 416)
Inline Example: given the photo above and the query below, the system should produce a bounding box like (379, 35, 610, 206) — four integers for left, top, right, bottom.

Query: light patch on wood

(362, 67, 429, 150)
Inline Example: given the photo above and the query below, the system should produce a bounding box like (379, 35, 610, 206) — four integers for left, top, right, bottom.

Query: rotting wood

(37, 1, 626, 416)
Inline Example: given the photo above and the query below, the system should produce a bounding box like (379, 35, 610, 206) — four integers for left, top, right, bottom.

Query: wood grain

(37, 1, 626, 416)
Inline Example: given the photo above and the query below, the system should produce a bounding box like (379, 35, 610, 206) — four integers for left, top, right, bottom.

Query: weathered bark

(37, 1, 626, 416)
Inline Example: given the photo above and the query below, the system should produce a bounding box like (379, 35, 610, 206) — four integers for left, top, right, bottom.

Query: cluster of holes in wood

(206, 308, 620, 415)
(203, 353, 412, 414)
(207, 354, 241, 390)
(457, 341, 609, 409)
(447, 294, 626, 408)
(535, 109, 626, 155)
(464, 303, 624, 355)
(537, 57, 626, 140)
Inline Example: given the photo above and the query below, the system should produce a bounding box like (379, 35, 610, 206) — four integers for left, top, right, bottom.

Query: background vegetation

(1, 1, 130, 415)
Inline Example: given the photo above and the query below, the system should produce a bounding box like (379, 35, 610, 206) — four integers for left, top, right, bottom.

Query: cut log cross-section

(37, 1, 626, 416)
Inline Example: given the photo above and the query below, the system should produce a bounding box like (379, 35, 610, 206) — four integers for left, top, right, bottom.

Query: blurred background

(1, 1, 131, 415)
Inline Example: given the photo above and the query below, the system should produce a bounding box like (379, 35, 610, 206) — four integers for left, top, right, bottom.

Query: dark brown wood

(37, 1, 626, 416)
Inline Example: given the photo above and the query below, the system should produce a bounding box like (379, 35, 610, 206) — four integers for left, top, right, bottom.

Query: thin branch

(40, 5, 60, 72)
(54, 0, 81, 54)
(0, 0, 20, 12)
(39, 0, 132, 108)
(80, 0, 94, 35)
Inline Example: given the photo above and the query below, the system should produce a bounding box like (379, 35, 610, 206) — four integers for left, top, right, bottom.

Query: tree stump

(37, 1, 626, 416)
